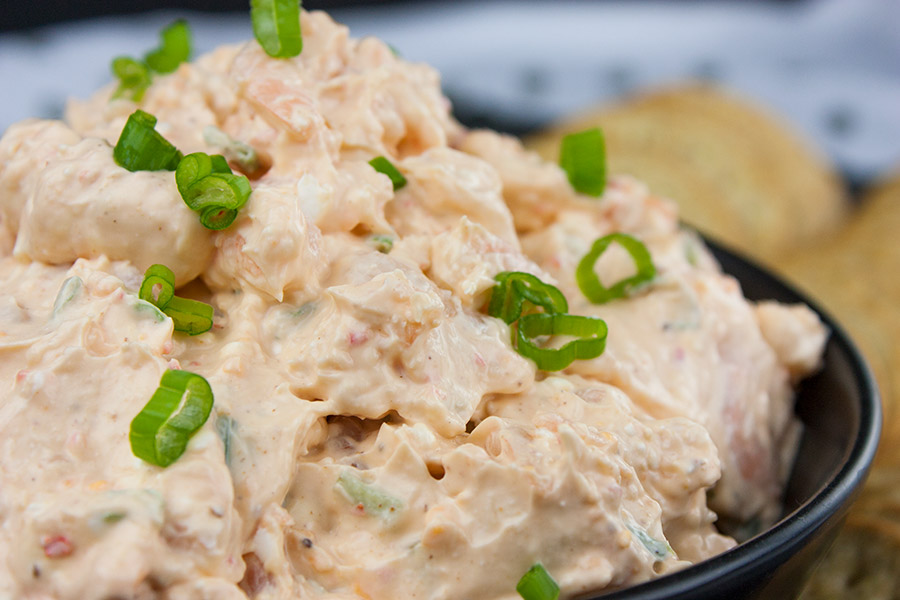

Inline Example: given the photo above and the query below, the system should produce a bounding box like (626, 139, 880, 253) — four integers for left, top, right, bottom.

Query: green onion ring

(144, 19, 192, 75)
(488, 272, 568, 324)
(559, 127, 606, 197)
(514, 313, 608, 372)
(576, 232, 656, 304)
(176, 152, 251, 230)
(175, 152, 231, 197)
(516, 563, 560, 600)
(182, 172, 251, 213)
(129, 369, 214, 468)
(197, 206, 238, 230)
(160, 296, 214, 336)
(111, 57, 152, 101)
(251, 0, 303, 58)
(138, 263, 176, 308)
(138, 264, 213, 335)
(113, 110, 183, 172)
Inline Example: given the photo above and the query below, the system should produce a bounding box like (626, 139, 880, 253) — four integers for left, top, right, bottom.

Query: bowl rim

(587, 238, 883, 599)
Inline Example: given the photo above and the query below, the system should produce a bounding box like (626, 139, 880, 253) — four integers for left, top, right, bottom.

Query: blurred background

(1, 0, 899, 184)
(2, 1, 900, 598)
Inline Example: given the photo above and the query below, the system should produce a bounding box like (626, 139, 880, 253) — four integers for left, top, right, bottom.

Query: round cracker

(779, 172, 900, 449)
(525, 84, 848, 265)
(799, 523, 900, 600)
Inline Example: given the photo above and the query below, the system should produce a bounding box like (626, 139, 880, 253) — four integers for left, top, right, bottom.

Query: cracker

(800, 523, 900, 600)
(779, 172, 900, 448)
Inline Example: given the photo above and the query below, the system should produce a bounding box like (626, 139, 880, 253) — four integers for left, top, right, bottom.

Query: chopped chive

(251, 0, 303, 58)
(129, 369, 214, 468)
(576, 233, 656, 304)
(369, 156, 407, 190)
(113, 110, 183, 172)
(144, 20, 192, 74)
(516, 564, 559, 600)
(559, 127, 606, 197)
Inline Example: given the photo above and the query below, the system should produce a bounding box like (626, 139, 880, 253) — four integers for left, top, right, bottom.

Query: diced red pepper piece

(41, 535, 74, 558)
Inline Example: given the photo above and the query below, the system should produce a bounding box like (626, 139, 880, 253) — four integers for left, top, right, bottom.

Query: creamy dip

(0, 10, 826, 600)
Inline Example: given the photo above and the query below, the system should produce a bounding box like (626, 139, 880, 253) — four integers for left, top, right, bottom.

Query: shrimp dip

(0, 8, 826, 600)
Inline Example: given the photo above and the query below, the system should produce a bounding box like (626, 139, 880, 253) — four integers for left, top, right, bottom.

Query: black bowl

(579, 239, 882, 600)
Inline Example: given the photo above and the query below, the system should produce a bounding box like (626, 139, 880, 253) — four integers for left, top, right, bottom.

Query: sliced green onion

(113, 110, 183, 172)
(182, 173, 251, 213)
(111, 57, 152, 101)
(516, 563, 559, 600)
(134, 299, 167, 323)
(488, 272, 568, 325)
(144, 19, 192, 74)
(176, 152, 251, 230)
(215, 414, 237, 466)
(175, 152, 231, 196)
(196, 206, 237, 230)
(130, 369, 214, 468)
(486, 274, 607, 371)
(161, 296, 214, 335)
(138, 263, 176, 308)
(52, 276, 83, 318)
(336, 471, 403, 519)
(251, 0, 303, 58)
(138, 264, 213, 335)
(202, 125, 260, 175)
(559, 127, 606, 197)
(291, 302, 316, 319)
(626, 522, 673, 560)
(369, 234, 394, 253)
(515, 313, 608, 371)
(369, 156, 407, 190)
(576, 233, 656, 304)
(101, 512, 127, 525)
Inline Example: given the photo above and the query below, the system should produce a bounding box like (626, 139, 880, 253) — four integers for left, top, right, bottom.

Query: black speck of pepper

(32, 564, 41, 578)
(302, 537, 313, 549)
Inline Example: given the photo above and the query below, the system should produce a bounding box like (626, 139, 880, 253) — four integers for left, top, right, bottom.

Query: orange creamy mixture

(0, 10, 826, 600)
